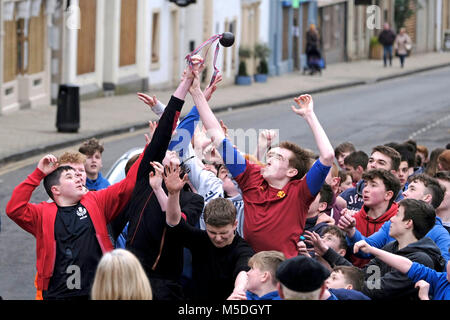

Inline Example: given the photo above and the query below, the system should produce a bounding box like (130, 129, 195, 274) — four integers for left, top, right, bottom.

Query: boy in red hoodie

(342, 169, 401, 267)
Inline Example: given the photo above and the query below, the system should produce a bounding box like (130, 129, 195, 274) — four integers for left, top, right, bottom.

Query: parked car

(105, 147, 143, 185)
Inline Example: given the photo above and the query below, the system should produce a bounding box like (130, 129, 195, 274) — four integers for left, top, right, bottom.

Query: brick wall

(404, 0, 417, 43)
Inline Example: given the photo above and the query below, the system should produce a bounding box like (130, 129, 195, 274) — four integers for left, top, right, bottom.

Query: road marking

(408, 113, 450, 140)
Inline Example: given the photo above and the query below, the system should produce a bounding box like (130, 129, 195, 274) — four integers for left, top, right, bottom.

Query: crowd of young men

(5, 57, 450, 301)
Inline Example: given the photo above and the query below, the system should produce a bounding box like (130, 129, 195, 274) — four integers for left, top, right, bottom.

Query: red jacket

(6, 150, 144, 291)
(351, 202, 399, 267)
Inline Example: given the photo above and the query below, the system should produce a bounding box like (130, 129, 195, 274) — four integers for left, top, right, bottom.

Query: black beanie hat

(276, 256, 331, 292)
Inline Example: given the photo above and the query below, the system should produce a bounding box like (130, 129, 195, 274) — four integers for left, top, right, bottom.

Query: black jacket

(378, 30, 396, 46)
(361, 237, 445, 300)
(112, 96, 204, 280)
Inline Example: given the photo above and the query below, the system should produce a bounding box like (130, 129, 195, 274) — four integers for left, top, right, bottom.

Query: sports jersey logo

(277, 191, 286, 198)
(76, 206, 87, 220)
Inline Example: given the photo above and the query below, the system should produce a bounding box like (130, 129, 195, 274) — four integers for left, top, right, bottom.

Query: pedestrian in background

(394, 27, 412, 68)
(378, 23, 396, 67)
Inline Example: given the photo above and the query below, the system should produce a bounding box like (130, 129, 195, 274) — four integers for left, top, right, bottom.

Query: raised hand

(149, 161, 164, 191)
(204, 73, 222, 102)
(337, 208, 357, 236)
(296, 239, 312, 258)
(163, 163, 188, 195)
(137, 92, 158, 108)
(219, 119, 229, 139)
(353, 240, 372, 254)
(291, 94, 314, 118)
(144, 121, 158, 145)
(37, 154, 59, 176)
(415, 280, 430, 300)
(304, 230, 329, 257)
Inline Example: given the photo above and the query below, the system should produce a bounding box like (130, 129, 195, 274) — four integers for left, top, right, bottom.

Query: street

(0, 66, 449, 299)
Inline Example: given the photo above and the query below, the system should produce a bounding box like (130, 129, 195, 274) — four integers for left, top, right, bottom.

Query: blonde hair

(91, 249, 152, 300)
(248, 251, 286, 285)
(58, 151, 86, 165)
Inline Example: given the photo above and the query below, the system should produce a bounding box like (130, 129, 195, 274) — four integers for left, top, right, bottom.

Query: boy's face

(307, 194, 321, 216)
(53, 169, 85, 201)
(337, 152, 351, 170)
(325, 270, 350, 290)
(397, 161, 413, 187)
(344, 164, 360, 183)
(218, 166, 239, 196)
(246, 265, 266, 293)
(62, 162, 87, 186)
(205, 221, 237, 248)
(363, 177, 392, 208)
(262, 147, 296, 181)
(403, 180, 427, 202)
(85, 151, 103, 176)
(389, 206, 408, 238)
(322, 232, 343, 254)
(339, 174, 353, 193)
(368, 151, 393, 171)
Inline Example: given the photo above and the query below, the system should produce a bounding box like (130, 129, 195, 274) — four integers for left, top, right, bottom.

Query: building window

(151, 11, 161, 69)
(120, 0, 137, 67)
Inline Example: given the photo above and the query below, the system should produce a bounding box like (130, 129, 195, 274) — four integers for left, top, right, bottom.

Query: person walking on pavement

(394, 27, 412, 68)
(378, 23, 396, 67)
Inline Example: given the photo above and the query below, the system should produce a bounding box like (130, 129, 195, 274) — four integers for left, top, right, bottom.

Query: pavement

(1, 51, 450, 168)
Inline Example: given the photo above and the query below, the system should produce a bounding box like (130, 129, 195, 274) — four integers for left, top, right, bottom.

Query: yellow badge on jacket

(277, 191, 286, 198)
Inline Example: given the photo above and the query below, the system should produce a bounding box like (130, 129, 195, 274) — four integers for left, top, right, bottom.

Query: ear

(51, 185, 60, 197)
(337, 248, 347, 257)
(261, 271, 270, 283)
(318, 202, 328, 212)
(422, 193, 432, 205)
(232, 220, 238, 232)
(331, 177, 341, 188)
(405, 219, 413, 230)
(357, 165, 364, 174)
(287, 167, 298, 178)
(277, 282, 285, 299)
(345, 284, 353, 290)
(385, 190, 394, 201)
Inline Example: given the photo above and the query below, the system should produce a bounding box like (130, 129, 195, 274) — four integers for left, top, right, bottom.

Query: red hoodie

(351, 202, 399, 267)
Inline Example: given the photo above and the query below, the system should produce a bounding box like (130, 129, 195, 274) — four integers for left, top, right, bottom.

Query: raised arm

(291, 95, 334, 166)
(164, 164, 189, 226)
(149, 161, 168, 212)
(6, 154, 59, 234)
(354, 240, 413, 274)
(189, 68, 226, 148)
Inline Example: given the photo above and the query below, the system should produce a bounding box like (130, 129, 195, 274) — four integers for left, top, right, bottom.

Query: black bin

(56, 84, 80, 133)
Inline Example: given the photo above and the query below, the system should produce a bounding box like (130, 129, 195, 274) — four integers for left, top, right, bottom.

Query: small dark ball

(219, 32, 235, 47)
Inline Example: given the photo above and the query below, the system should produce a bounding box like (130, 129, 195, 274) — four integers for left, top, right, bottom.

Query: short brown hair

(58, 151, 86, 164)
(416, 145, 429, 160)
(248, 251, 286, 285)
(438, 150, 450, 171)
(362, 169, 401, 205)
(372, 145, 401, 171)
(332, 266, 364, 291)
(79, 138, 105, 156)
(322, 225, 347, 252)
(279, 141, 313, 180)
(203, 198, 236, 227)
(334, 142, 356, 158)
(408, 174, 445, 209)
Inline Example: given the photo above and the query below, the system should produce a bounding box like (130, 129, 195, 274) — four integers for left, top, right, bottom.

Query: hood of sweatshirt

(355, 202, 399, 237)
(385, 237, 446, 272)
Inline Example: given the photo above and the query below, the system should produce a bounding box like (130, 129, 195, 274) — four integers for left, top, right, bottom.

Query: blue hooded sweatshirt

(348, 216, 450, 262)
